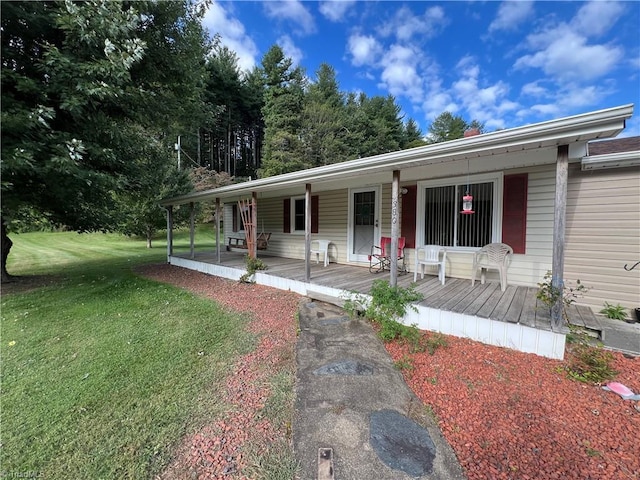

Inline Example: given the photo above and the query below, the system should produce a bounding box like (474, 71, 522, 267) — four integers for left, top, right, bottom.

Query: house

(160, 104, 638, 359)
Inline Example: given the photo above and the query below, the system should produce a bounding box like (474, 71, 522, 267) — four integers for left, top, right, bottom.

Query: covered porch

(167, 250, 604, 360)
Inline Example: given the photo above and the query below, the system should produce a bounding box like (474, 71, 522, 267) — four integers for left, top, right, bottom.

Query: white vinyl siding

(565, 164, 640, 310)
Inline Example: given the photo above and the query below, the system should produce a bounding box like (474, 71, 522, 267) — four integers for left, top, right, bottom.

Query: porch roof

(160, 104, 633, 207)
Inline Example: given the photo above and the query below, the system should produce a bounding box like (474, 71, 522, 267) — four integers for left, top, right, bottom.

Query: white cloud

(278, 35, 304, 67)
(319, 0, 356, 22)
(520, 81, 549, 98)
(378, 44, 424, 103)
(202, 2, 259, 72)
(571, 1, 625, 37)
(379, 5, 447, 41)
(263, 0, 316, 36)
(451, 56, 517, 129)
(515, 28, 623, 82)
(422, 81, 458, 121)
(347, 33, 383, 67)
(488, 1, 534, 32)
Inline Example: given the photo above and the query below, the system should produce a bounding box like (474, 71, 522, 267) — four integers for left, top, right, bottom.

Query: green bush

(599, 302, 628, 321)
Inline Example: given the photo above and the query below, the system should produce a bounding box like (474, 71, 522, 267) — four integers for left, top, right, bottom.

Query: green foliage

(425, 333, 449, 355)
(1, 0, 212, 278)
(239, 254, 268, 283)
(599, 302, 628, 321)
(563, 329, 618, 384)
(394, 354, 415, 372)
(536, 270, 588, 320)
(359, 280, 424, 344)
(427, 112, 485, 143)
(366, 279, 423, 322)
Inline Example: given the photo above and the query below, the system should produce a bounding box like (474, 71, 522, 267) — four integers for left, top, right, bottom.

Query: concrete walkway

(293, 299, 465, 480)
(600, 315, 640, 355)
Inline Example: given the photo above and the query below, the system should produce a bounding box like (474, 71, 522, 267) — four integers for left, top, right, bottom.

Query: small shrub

(599, 302, 628, 321)
(425, 333, 448, 355)
(239, 255, 267, 283)
(564, 330, 618, 384)
(393, 354, 414, 372)
(536, 271, 588, 320)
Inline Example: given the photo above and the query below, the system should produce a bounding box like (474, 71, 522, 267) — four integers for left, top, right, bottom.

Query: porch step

(566, 305, 605, 341)
(307, 290, 348, 309)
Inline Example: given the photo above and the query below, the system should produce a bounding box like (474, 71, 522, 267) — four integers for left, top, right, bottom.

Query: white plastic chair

(471, 243, 513, 292)
(414, 245, 446, 285)
(310, 239, 331, 267)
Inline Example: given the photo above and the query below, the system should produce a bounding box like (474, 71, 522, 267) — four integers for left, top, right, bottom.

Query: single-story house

(160, 104, 638, 359)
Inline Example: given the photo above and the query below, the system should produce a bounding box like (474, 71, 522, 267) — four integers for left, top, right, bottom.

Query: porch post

(305, 183, 311, 282)
(189, 201, 195, 259)
(166, 205, 173, 262)
(390, 170, 400, 286)
(551, 145, 569, 328)
(215, 198, 221, 264)
(251, 191, 258, 259)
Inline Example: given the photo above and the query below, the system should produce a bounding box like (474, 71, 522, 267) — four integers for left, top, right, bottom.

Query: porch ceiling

(161, 104, 633, 206)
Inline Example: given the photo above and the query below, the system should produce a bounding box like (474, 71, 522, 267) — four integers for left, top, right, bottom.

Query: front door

(348, 186, 381, 263)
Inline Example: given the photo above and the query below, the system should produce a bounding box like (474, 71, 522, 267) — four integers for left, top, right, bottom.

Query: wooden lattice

(238, 198, 255, 257)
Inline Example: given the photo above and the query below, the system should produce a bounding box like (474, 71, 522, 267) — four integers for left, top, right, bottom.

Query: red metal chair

(368, 236, 407, 274)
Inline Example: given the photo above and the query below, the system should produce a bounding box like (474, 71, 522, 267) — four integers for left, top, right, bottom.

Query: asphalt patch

(313, 360, 374, 376)
(370, 409, 436, 477)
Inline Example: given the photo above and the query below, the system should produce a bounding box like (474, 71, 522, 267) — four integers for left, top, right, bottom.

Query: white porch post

(215, 198, 221, 263)
(305, 183, 312, 282)
(551, 145, 569, 328)
(166, 206, 173, 263)
(189, 201, 195, 259)
(390, 170, 400, 287)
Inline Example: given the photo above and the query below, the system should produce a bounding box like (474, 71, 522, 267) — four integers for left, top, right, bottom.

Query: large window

(423, 180, 496, 248)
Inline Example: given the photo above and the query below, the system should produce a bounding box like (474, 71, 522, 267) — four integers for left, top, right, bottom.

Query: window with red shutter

(501, 174, 528, 254)
(401, 185, 417, 248)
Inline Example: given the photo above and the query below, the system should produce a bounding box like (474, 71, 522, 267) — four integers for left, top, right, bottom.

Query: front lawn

(1, 230, 253, 479)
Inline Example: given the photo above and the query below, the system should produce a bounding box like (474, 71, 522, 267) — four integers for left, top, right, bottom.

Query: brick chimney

(464, 128, 480, 138)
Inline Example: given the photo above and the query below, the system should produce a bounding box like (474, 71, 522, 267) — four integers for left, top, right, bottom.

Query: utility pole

(175, 135, 181, 170)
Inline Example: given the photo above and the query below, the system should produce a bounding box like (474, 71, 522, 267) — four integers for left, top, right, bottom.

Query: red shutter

(232, 204, 238, 232)
(401, 185, 417, 248)
(311, 195, 319, 234)
(502, 174, 528, 254)
(283, 198, 291, 233)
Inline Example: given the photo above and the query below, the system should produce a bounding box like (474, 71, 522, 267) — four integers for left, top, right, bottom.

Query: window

(421, 175, 499, 249)
(293, 197, 305, 232)
(283, 196, 319, 234)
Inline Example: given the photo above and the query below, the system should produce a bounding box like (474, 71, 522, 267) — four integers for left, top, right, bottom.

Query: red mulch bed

(385, 336, 639, 480)
(137, 264, 639, 480)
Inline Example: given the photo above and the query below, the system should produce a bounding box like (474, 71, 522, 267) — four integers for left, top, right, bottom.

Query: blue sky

(202, 1, 640, 137)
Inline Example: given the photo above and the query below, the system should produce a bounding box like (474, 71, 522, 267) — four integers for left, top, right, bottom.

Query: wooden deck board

(461, 283, 500, 316)
(475, 284, 506, 318)
(172, 251, 590, 333)
(519, 287, 539, 327)
(432, 280, 476, 310)
(503, 286, 527, 324)
(490, 285, 518, 322)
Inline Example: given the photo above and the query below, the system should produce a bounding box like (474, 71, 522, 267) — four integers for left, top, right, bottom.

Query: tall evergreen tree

(259, 45, 306, 177)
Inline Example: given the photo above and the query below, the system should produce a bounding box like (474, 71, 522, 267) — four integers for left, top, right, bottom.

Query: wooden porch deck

(170, 249, 602, 338)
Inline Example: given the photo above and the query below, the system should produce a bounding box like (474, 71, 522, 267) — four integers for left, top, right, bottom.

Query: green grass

(1, 228, 256, 479)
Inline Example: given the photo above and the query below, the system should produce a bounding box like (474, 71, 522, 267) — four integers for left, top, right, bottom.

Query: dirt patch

(1, 274, 62, 296)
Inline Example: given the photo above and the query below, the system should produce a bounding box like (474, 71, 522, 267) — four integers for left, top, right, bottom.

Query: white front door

(348, 186, 381, 263)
